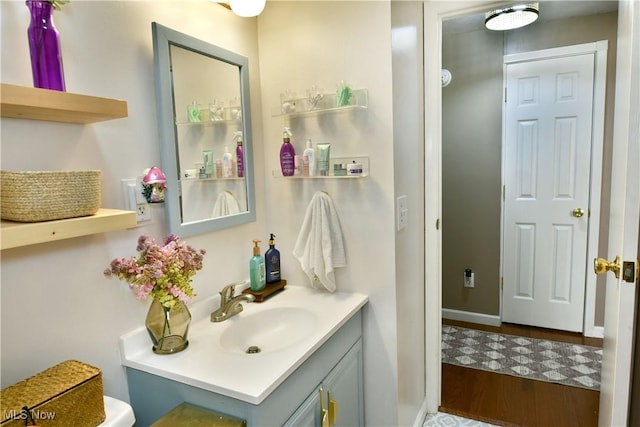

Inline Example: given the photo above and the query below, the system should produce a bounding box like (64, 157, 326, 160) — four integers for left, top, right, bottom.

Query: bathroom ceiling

(443, 1, 619, 34)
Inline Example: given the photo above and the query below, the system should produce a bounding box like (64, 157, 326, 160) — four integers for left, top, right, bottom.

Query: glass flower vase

(145, 299, 191, 354)
(26, 0, 66, 91)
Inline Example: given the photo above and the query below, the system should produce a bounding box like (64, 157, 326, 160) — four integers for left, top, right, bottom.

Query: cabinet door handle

(320, 388, 329, 427)
(328, 390, 338, 426)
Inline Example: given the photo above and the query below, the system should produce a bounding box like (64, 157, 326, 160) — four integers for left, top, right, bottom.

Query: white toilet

(99, 396, 136, 427)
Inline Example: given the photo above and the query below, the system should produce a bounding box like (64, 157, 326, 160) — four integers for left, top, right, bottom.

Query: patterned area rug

(442, 325, 602, 390)
(423, 412, 499, 427)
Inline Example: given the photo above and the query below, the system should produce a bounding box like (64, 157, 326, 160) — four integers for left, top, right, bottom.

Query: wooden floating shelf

(0, 208, 137, 250)
(0, 83, 128, 124)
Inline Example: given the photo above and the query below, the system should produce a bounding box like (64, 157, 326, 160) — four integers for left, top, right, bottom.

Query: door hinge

(502, 185, 505, 201)
(504, 87, 507, 103)
(436, 218, 440, 230)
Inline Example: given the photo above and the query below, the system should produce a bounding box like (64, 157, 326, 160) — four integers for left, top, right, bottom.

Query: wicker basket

(0, 360, 106, 426)
(0, 170, 101, 222)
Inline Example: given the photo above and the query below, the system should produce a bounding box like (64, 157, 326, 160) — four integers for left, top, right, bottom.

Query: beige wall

(442, 12, 618, 326)
(442, 28, 504, 316)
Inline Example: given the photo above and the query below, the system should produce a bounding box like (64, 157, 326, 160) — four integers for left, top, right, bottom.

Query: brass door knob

(594, 256, 621, 279)
(573, 208, 585, 218)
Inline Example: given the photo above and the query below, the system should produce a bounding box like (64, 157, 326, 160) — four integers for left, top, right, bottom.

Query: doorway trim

(500, 41, 608, 337)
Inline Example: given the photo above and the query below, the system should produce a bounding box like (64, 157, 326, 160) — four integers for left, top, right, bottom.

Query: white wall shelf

(175, 119, 241, 126)
(1, 209, 137, 250)
(0, 83, 128, 124)
(181, 177, 245, 183)
(272, 88, 368, 118)
(273, 156, 369, 179)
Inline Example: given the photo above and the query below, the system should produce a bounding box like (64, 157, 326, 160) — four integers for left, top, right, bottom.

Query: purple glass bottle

(26, 0, 66, 91)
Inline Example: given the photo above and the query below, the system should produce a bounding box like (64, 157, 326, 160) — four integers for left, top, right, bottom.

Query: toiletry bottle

(250, 240, 266, 291)
(203, 150, 213, 178)
(303, 138, 316, 176)
(317, 142, 331, 176)
(265, 233, 281, 284)
(294, 155, 302, 175)
(234, 131, 244, 178)
(280, 127, 296, 176)
(222, 146, 234, 178)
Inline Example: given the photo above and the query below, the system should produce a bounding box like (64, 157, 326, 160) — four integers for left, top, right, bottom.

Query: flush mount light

(485, 3, 539, 31)
(229, 0, 266, 17)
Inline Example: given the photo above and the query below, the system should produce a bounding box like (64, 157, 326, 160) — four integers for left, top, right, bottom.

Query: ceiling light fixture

(229, 0, 266, 17)
(485, 3, 539, 31)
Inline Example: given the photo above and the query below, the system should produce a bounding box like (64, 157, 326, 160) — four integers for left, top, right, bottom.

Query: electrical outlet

(136, 202, 151, 222)
(121, 178, 151, 223)
(464, 269, 475, 288)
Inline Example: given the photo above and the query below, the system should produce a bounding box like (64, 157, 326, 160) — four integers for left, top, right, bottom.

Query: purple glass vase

(26, 0, 66, 91)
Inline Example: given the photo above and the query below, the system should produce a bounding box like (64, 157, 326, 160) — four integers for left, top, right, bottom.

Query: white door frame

(422, 0, 634, 417)
(501, 41, 608, 338)
(598, 0, 639, 423)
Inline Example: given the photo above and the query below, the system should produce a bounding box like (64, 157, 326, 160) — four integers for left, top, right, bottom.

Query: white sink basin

(120, 286, 368, 404)
(219, 307, 318, 354)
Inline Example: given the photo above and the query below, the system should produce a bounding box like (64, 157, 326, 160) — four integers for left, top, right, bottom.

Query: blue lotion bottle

(250, 240, 266, 291)
(265, 233, 281, 284)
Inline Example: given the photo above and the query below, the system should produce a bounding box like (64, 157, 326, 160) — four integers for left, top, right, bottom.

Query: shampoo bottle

(222, 146, 234, 178)
(280, 127, 296, 176)
(234, 131, 244, 178)
(249, 240, 266, 291)
(303, 138, 316, 176)
(265, 233, 281, 284)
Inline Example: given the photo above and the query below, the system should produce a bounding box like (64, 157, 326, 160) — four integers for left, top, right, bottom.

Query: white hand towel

(293, 191, 346, 292)
(212, 191, 241, 217)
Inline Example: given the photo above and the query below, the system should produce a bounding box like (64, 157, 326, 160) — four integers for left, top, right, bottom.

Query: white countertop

(119, 285, 368, 405)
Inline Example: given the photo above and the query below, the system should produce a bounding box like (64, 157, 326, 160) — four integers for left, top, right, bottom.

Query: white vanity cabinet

(125, 309, 364, 426)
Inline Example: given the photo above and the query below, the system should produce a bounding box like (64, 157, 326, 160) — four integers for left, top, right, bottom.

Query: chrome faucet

(211, 282, 255, 322)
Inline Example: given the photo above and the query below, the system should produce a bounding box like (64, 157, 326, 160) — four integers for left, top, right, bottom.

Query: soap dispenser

(265, 233, 281, 284)
(280, 127, 296, 176)
(250, 240, 266, 291)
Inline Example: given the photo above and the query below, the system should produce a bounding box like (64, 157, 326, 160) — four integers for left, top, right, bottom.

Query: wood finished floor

(440, 319, 602, 427)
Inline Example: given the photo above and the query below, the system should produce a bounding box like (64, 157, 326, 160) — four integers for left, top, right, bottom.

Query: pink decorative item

(142, 166, 167, 203)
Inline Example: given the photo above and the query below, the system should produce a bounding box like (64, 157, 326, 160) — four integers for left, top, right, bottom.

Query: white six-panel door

(502, 51, 595, 332)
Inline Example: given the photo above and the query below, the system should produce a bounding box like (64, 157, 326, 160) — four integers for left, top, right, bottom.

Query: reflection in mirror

(152, 22, 255, 237)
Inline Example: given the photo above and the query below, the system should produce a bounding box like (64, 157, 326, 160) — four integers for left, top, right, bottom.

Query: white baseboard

(443, 308, 604, 338)
(585, 325, 604, 339)
(413, 397, 430, 427)
(442, 308, 501, 327)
